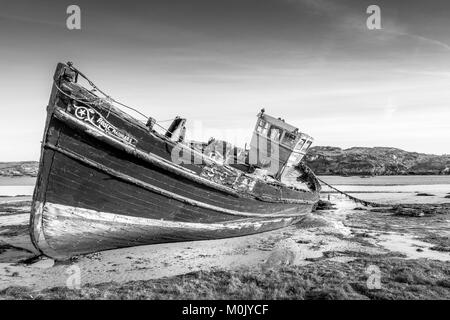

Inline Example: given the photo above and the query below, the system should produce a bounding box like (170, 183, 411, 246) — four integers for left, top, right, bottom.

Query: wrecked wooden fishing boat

(30, 62, 321, 259)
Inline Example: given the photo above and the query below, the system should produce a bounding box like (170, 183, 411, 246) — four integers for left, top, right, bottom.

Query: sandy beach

(0, 175, 449, 299)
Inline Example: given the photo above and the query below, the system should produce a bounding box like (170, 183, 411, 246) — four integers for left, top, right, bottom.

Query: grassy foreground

(1, 257, 449, 300)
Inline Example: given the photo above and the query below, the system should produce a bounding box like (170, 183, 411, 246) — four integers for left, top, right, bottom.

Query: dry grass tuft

(1, 257, 449, 300)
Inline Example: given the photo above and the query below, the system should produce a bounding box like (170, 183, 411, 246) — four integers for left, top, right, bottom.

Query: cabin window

(297, 139, 306, 150)
(282, 132, 297, 148)
(303, 140, 312, 151)
(256, 120, 269, 135)
(268, 126, 282, 141)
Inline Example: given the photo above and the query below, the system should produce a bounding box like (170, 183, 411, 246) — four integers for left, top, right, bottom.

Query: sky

(0, 0, 449, 161)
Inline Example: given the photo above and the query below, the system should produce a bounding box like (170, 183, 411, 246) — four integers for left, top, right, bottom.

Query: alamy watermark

(365, 265, 382, 290)
(66, 5, 81, 30)
(65, 265, 81, 290)
(166, 120, 285, 173)
(65, 5, 381, 31)
(367, 5, 382, 30)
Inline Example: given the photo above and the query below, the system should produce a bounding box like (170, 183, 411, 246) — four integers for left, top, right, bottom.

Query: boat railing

(64, 62, 182, 140)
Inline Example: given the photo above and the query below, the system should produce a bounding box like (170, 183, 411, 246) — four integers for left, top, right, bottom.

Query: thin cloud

(287, 0, 450, 51)
(381, 27, 450, 52)
(394, 69, 450, 78)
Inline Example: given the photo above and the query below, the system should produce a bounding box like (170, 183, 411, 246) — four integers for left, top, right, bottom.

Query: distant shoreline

(2, 175, 450, 187)
(1, 173, 449, 179)
(3, 144, 450, 178)
(0, 176, 36, 186)
(318, 175, 450, 186)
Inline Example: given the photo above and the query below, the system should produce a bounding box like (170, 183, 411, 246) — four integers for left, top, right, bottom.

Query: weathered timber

(30, 62, 320, 259)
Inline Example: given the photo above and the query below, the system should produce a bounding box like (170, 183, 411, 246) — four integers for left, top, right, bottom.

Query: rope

(56, 78, 172, 134)
(316, 177, 388, 207)
(59, 63, 395, 209)
(61, 62, 181, 136)
(53, 80, 98, 106)
(66, 62, 149, 120)
(157, 118, 177, 123)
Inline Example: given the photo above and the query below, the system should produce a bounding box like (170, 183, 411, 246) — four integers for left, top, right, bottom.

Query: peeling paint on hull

(30, 63, 320, 259)
(33, 202, 308, 259)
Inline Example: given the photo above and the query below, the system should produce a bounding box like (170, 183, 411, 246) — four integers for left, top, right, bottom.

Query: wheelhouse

(249, 109, 313, 180)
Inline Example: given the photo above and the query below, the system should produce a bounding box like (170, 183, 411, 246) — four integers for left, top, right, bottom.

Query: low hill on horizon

(304, 146, 450, 176)
(1, 146, 450, 177)
(0, 161, 38, 177)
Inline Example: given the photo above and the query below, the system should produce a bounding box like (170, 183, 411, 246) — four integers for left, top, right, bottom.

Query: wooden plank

(30, 62, 319, 259)
(40, 201, 307, 258)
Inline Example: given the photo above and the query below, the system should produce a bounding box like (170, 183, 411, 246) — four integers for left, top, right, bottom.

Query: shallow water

(0, 186, 35, 197)
(0, 177, 36, 197)
(319, 175, 450, 186)
(377, 233, 450, 261)
(1, 175, 449, 198)
(318, 176, 450, 205)
(0, 177, 36, 186)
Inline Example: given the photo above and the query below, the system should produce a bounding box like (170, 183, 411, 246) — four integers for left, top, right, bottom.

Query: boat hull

(30, 63, 319, 259)
(32, 201, 308, 259)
